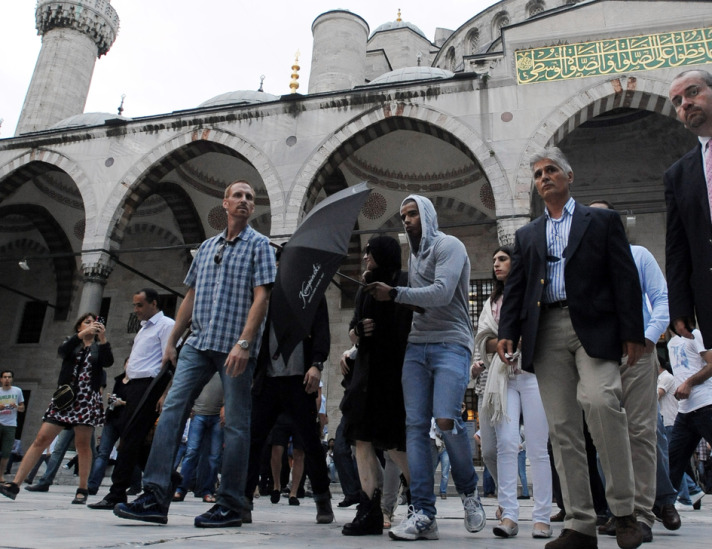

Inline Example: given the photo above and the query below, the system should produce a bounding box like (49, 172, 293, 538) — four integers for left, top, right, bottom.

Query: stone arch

(151, 182, 205, 246)
(514, 75, 677, 204)
(466, 28, 480, 55)
(526, 0, 546, 18)
(446, 47, 457, 71)
(287, 102, 508, 235)
(0, 204, 75, 320)
(492, 11, 511, 36)
(97, 128, 283, 251)
(0, 149, 95, 216)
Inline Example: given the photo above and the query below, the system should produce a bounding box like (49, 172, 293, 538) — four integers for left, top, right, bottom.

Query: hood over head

(401, 194, 442, 255)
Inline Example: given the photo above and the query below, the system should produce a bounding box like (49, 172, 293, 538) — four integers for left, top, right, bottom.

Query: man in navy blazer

(665, 69, 712, 348)
(497, 147, 645, 549)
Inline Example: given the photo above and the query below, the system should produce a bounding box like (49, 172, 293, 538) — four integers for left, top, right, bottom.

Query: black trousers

(245, 375, 329, 502)
(108, 375, 168, 500)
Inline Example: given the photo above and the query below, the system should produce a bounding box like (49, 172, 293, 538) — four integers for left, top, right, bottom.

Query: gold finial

(397, 9, 402, 22)
(289, 50, 301, 94)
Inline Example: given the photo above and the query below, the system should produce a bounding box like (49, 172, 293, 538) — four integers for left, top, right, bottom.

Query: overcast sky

(0, 1, 498, 136)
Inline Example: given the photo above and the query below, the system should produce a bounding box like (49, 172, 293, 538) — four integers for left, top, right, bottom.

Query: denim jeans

(518, 450, 530, 497)
(142, 344, 254, 513)
(88, 422, 120, 492)
(36, 429, 74, 486)
(177, 414, 223, 497)
(402, 342, 477, 518)
(333, 418, 361, 498)
(437, 448, 451, 494)
(654, 417, 679, 507)
(668, 404, 712, 494)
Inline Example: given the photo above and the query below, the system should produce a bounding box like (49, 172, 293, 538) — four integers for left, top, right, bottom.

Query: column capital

(80, 250, 114, 284)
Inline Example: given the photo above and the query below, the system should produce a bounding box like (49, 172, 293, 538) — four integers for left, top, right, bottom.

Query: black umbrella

(271, 182, 372, 362)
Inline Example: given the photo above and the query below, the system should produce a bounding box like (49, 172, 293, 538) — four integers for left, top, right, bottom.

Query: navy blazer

(498, 202, 644, 372)
(665, 143, 712, 348)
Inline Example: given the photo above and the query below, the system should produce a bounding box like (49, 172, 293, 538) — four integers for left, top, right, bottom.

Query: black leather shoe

(25, 483, 49, 492)
(598, 516, 616, 536)
(653, 503, 681, 531)
(88, 497, 125, 510)
(545, 528, 598, 549)
(337, 494, 360, 508)
(550, 509, 566, 522)
(615, 514, 643, 549)
(638, 521, 652, 543)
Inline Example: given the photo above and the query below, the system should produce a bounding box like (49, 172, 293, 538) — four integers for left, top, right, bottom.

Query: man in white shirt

(0, 371, 24, 482)
(89, 288, 174, 509)
(666, 329, 712, 502)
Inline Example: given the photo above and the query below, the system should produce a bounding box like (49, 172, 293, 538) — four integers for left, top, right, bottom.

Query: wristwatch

(237, 339, 250, 350)
(312, 362, 324, 372)
(388, 287, 398, 301)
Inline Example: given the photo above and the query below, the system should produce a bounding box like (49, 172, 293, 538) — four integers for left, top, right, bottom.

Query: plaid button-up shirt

(184, 225, 276, 355)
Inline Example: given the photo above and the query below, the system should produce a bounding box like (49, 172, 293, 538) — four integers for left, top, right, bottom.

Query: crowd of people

(0, 69, 711, 549)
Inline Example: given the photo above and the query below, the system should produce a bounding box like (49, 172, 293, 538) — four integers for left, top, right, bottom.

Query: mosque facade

(0, 0, 710, 439)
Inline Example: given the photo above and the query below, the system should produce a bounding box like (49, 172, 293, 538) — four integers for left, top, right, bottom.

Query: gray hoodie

(395, 195, 474, 352)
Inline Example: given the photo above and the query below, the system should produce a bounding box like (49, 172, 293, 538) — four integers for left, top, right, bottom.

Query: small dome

(368, 67, 454, 86)
(50, 112, 131, 129)
(372, 20, 426, 39)
(198, 90, 279, 108)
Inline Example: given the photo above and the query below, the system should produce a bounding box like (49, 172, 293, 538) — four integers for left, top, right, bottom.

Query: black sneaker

(194, 504, 242, 528)
(113, 492, 168, 524)
(0, 482, 19, 500)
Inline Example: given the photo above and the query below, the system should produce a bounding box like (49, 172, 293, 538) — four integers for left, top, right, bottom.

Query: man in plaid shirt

(115, 180, 276, 528)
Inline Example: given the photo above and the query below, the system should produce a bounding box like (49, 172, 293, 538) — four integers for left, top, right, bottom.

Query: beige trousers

(533, 307, 635, 537)
(619, 350, 659, 527)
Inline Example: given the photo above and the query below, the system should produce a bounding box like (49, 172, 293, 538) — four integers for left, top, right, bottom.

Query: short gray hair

(529, 147, 573, 176)
(672, 69, 712, 88)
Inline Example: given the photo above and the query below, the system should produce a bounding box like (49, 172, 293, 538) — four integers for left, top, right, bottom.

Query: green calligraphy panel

(516, 27, 712, 84)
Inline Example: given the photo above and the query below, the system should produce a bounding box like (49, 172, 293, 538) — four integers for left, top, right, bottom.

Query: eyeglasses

(214, 239, 236, 264)
(670, 84, 703, 108)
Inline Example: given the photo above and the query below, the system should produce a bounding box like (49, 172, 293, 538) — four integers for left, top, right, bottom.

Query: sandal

(173, 491, 186, 502)
(72, 488, 88, 505)
(202, 494, 216, 503)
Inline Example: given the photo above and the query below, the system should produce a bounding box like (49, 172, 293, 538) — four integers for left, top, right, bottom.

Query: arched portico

(286, 102, 509, 235)
(0, 204, 75, 319)
(97, 129, 283, 252)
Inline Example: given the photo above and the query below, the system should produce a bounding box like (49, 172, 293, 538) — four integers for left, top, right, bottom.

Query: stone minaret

(15, 0, 120, 135)
(308, 10, 368, 94)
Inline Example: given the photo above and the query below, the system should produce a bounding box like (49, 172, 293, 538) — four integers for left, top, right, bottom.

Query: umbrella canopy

(271, 182, 371, 362)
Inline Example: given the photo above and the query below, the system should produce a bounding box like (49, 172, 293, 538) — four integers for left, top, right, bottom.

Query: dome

(372, 20, 426, 39)
(50, 112, 131, 129)
(368, 67, 454, 86)
(198, 90, 279, 108)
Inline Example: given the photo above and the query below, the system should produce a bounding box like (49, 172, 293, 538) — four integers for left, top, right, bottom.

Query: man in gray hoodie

(366, 195, 485, 541)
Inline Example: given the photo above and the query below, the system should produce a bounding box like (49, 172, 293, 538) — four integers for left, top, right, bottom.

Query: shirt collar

(219, 226, 252, 244)
(142, 310, 164, 328)
(545, 196, 576, 221)
(700, 136, 712, 150)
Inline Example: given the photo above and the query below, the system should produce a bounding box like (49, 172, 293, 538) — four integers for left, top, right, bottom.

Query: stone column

(77, 252, 114, 315)
(15, 0, 120, 135)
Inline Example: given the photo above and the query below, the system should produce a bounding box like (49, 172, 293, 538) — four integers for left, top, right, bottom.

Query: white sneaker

(690, 491, 705, 506)
(675, 501, 694, 511)
(461, 490, 487, 533)
(389, 506, 439, 541)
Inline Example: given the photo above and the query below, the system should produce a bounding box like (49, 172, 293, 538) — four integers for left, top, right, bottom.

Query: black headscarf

(365, 236, 401, 283)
